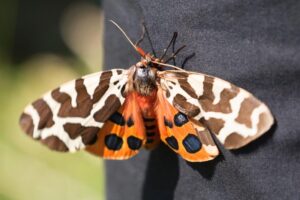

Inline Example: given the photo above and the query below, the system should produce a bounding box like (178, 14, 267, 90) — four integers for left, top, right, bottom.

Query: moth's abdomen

(134, 91, 161, 149)
(143, 117, 160, 149)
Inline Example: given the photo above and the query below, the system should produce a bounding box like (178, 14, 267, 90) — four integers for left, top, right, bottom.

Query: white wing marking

(212, 78, 231, 105)
(59, 80, 77, 107)
(83, 72, 101, 98)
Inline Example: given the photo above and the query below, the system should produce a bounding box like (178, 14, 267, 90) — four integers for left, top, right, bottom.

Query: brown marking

(224, 132, 245, 148)
(19, 113, 34, 136)
(32, 99, 54, 129)
(224, 112, 273, 149)
(202, 117, 225, 135)
(235, 97, 260, 128)
(92, 71, 112, 103)
(199, 77, 239, 113)
(173, 94, 200, 117)
(170, 81, 176, 85)
(93, 94, 121, 122)
(41, 135, 69, 152)
(80, 127, 99, 145)
(116, 70, 123, 75)
(82, 131, 98, 145)
(190, 119, 215, 146)
(52, 79, 93, 117)
(172, 71, 189, 78)
(63, 123, 82, 139)
(64, 122, 100, 145)
(197, 129, 215, 146)
(121, 84, 127, 97)
(178, 78, 198, 99)
(165, 89, 170, 98)
(257, 112, 272, 134)
(52, 71, 113, 118)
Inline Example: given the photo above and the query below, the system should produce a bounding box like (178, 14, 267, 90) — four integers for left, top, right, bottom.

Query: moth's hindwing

(86, 92, 147, 159)
(155, 88, 219, 162)
(19, 69, 128, 153)
(159, 70, 274, 150)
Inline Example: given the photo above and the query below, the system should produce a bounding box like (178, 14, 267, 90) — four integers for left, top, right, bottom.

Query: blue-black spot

(109, 112, 125, 126)
(105, 134, 123, 150)
(174, 112, 189, 127)
(164, 117, 173, 128)
(182, 134, 202, 153)
(127, 116, 134, 127)
(127, 136, 142, 150)
(166, 136, 179, 150)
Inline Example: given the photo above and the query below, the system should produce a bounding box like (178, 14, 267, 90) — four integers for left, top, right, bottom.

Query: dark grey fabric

(103, 0, 300, 199)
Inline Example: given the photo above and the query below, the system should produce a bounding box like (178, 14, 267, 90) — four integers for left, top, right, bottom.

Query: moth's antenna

(110, 20, 146, 57)
(151, 60, 185, 71)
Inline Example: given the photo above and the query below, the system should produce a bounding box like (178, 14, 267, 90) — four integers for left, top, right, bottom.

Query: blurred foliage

(0, 1, 105, 200)
(0, 0, 17, 62)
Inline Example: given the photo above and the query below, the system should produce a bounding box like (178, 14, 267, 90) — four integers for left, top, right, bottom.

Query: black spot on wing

(127, 136, 142, 150)
(174, 112, 189, 127)
(166, 136, 179, 150)
(109, 112, 125, 126)
(116, 69, 123, 75)
(105, 134, 123, 150)
(182, 134, 202, 153)
(164, 117, 173, 128)
(127, 116, 134, 127)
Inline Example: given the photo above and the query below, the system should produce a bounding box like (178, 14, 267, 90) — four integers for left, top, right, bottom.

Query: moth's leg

(162, 32, 189, 66)
(164, 45, 186, 65)
(181, 53, 196, 69)
(135, 21, 157, 57)
(160, 32, 178, 61)
(171, 32, 177, 65)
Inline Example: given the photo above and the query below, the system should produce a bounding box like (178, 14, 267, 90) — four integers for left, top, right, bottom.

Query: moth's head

(134, 55, 157, 80)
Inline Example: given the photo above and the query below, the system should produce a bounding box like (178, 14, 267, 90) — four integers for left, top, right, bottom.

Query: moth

(19, 21, 274, 162)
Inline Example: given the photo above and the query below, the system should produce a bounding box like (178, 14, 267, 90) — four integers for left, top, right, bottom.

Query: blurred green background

(0, 0, 105, 199)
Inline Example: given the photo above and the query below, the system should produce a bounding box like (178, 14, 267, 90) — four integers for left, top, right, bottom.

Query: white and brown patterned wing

(19, 69, 128, 152)
(159, 70, 274, 149)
